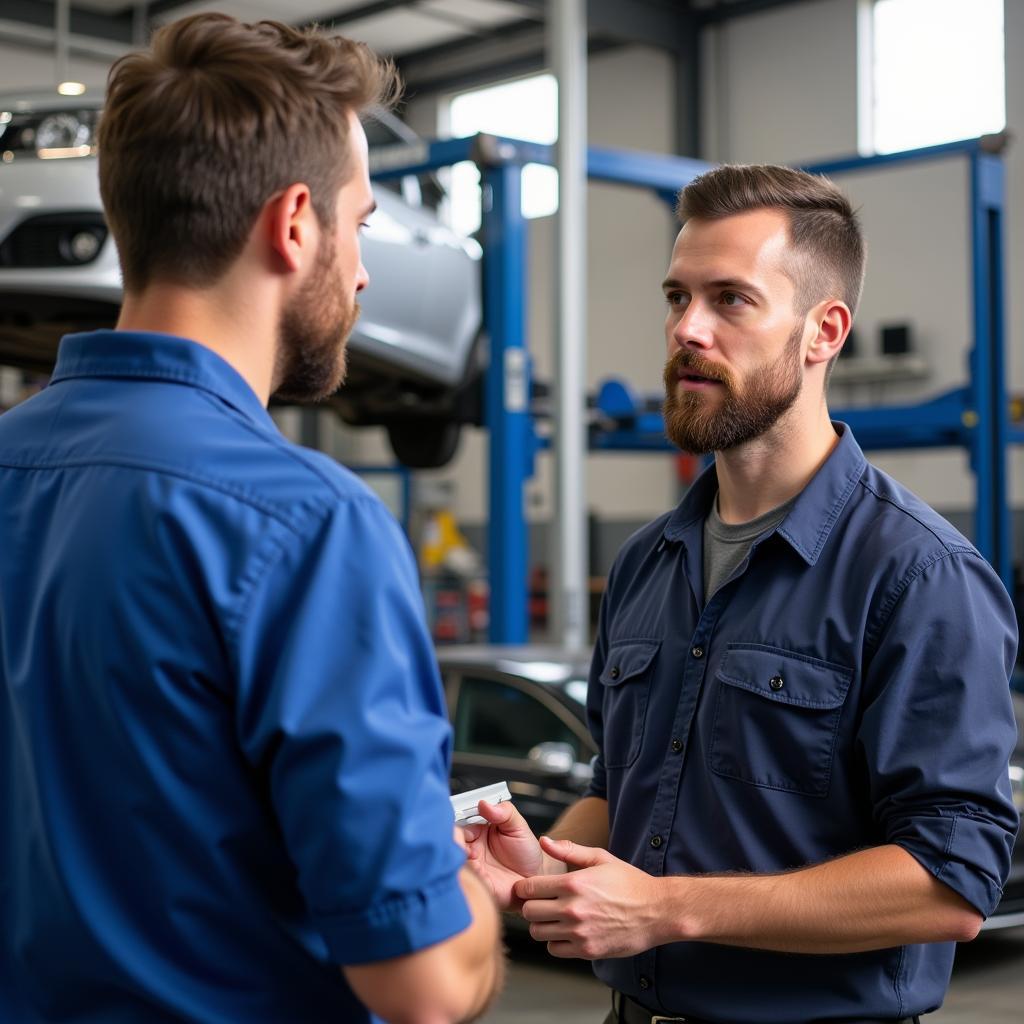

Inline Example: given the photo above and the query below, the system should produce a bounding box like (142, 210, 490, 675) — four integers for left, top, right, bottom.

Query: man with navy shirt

(0, 14, 501, 1024)
(463, 165, 1019, 1023)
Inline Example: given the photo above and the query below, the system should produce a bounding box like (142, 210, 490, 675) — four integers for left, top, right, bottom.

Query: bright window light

(870, 0, 1004, 155)
(447, 73, 558, 236)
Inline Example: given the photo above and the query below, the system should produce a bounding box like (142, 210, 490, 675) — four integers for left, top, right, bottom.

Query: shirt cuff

(585, 754, 608, 801)
(890, 810, 1012, 918)
(313, 872, 472, 966)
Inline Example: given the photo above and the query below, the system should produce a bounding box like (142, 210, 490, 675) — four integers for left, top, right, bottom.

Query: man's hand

(461, 799, 545, 911)
(513, 836, 663, 959)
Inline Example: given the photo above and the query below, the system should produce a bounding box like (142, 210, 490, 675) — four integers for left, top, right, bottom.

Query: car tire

(386, 418, 462, 469)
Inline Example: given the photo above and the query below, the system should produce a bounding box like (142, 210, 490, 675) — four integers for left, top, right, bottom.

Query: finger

(528, 921, 571, 942)
(452, 827, 468, 852)
(546, 940, 581, 959)
(477, 799, 536, 837)
(514, 873, 572, 901)
(539, 835, 610, 869)
(520, 897, 566, 922)
(460, 823, 485, 843)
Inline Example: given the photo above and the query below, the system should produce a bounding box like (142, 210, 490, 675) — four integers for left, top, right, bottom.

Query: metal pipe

(133, 3, 149, 48)
(55, 0, 70, 87)
(549, 0, 588, 649)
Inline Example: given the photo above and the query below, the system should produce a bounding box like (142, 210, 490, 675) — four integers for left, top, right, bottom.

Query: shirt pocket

(598, 639, 661, 769)
(708, 644, 853, 798)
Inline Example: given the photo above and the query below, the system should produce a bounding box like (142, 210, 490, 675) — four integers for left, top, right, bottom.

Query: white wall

(700, 0, 1023, 516)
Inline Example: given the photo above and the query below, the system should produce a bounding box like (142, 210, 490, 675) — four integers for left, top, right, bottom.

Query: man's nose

(670, 299, 713, 351)
(355, 262, 369, 293)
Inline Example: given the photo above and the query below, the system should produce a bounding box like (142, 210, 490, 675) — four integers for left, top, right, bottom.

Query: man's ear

(806, 299, 852, 367)
(265, 183, 315, 274)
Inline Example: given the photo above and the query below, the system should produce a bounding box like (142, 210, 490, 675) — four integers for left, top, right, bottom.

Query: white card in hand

(450, 781, 512, 825)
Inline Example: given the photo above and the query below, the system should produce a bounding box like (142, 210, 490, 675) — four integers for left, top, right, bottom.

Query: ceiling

(0, 1, 818, 92)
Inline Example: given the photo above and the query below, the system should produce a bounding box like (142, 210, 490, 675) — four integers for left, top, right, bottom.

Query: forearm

(543, 797, 610, 873)
(448, 867, 505, 1021)
(659, 844, 983, 954)
(343, 867, 504, 1024)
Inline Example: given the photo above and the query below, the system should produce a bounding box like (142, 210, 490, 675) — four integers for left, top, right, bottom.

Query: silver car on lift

(0, 93, 482, 467)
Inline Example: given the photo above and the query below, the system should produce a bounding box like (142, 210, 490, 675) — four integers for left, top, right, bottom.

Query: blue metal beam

(967, 151, 1012, 588)
(481, 163, 530, 644)
(370, 134, 715, 193)
(803, 136, 1006, 177)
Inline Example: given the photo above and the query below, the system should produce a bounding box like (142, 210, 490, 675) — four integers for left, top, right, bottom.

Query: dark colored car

(439, 645, 596, 838)
(438, 646, 1024, 931)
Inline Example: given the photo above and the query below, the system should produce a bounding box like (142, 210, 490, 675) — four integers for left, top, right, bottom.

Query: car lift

(371, 134, 1022, 645)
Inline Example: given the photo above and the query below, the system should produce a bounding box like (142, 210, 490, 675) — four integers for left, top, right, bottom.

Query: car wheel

(386, 418, 462, 469)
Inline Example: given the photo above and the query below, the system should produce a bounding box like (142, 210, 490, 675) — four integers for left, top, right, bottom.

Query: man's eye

(665, 291, 687, 307)
(721, 291, 746, 306)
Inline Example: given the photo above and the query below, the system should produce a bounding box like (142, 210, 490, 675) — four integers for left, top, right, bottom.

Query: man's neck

(713, 404, 839, 525)
(116, 275, 279, 406)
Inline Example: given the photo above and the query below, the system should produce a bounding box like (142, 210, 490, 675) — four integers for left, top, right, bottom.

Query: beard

(273, 234, 360, 404)
(662, 322, 804, 455)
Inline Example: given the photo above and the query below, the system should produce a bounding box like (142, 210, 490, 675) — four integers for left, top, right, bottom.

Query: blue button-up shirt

(586, 424, 1019, 1024)
(0, 331, 469, 1023)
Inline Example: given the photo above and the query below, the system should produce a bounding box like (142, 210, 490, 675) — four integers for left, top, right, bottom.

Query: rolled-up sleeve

(859, 550, 1020, 917)
(230, 495, 470, 964)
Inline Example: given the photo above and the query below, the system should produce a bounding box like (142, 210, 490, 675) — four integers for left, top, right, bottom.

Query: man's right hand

(460, 799, 553, 911)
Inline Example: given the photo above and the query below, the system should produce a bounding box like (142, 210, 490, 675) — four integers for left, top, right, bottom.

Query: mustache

(663, 349, 730, 386)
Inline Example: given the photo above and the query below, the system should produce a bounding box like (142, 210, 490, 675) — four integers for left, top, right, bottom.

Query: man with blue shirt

(0, 13, 501, 1024)
(463, 165, 1019, 1023)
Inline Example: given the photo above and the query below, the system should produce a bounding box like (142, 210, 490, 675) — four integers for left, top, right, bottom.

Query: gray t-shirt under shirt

(703, 491, 796, 603)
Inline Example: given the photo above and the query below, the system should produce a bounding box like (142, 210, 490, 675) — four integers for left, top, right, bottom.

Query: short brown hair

(675, 164, 866, 318)
(98, 13, 400, 292)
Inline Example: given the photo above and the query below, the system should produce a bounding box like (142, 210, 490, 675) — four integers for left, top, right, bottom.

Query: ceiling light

(57, 82, 86, 97)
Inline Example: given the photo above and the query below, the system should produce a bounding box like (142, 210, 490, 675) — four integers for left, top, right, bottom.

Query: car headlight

(1010, 764, 1024, 812)
(35, 113, 95, 157)
(0, 107, 99, 161)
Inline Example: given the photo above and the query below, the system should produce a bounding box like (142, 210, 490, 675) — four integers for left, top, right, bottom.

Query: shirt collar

(50, 330, 277, 431)
(662, 423, 867, 565)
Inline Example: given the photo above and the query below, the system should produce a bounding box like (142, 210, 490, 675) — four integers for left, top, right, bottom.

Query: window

(445, 73, 558, 236)
(863, 0, 1005, 155)
(453, 676, 582, 761)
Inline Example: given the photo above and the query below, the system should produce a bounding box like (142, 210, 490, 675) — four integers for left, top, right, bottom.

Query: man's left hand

(513, 835, 664, 959)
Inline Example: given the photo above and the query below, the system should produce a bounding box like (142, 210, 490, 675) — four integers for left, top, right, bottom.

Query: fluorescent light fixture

(57, 82, 86, 97)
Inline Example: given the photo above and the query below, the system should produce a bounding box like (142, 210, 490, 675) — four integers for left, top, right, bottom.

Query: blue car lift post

(372, 134, 1020, 642)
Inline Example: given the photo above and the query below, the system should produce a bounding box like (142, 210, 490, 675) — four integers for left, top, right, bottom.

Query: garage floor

(484, 928, 1024, 1024)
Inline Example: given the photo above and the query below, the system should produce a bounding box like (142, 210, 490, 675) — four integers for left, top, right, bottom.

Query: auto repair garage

(0, 1, 1022, 1022)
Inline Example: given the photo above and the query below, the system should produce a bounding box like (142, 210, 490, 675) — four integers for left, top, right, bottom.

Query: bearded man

(463, 165, 1019, 1024)
(0, 14, 503, 1024)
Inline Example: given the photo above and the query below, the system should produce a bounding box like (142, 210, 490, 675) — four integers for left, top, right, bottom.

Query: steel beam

(550, 0, 589, 648)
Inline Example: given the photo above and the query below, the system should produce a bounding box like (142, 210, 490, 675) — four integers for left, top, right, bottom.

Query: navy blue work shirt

(0, 331, 469, 1023)
(586, 424, 1019, 1024)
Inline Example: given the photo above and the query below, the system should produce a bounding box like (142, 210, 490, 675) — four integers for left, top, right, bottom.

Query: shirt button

(610, 666, 621, 679)
(691, 646, 704, 659)
(769, 675, 784, 691)
(639, 976, 651, 990)
(650, 835, 663, 848)
(671, 738, 683, 753)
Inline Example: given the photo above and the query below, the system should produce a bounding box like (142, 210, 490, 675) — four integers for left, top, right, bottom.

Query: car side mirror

(528, 741, 576, 777)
